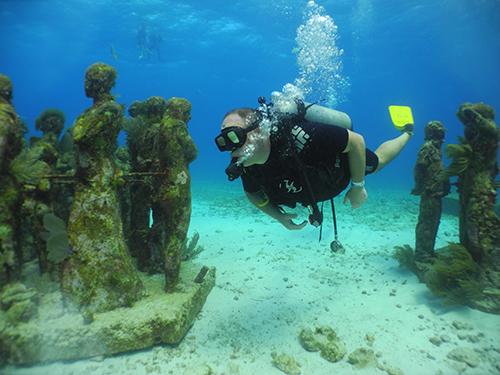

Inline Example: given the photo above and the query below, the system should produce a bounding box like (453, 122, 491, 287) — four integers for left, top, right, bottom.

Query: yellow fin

(389, 105, 414, 130)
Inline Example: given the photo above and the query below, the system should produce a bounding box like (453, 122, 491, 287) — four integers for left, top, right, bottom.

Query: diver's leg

(374, 132, 412, 172)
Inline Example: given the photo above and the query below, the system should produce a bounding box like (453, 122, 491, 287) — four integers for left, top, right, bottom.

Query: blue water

(2, 0, 499, 191)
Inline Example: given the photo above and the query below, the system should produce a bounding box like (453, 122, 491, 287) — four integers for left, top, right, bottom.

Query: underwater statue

(52, 129, 76, 222)
(412, 121, 450, 262)
(0, 67, 214, 366)
(152, 98, 197, 291)
(62, 63, 144, 313)
(114, 145, 132, 256)
(22, 109, 65, 274)
(0, 74, 25, 286)
(126, 96, 198, 291)
(446, 103, 500, 312)
(397, 104, 500, 313)
(126, 96, 168, 271)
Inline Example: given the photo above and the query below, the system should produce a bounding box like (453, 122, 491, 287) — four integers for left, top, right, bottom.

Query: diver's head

(216, 108, 269, 167)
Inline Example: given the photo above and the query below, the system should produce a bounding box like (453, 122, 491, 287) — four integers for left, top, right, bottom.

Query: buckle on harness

(308, 205, 323, 227)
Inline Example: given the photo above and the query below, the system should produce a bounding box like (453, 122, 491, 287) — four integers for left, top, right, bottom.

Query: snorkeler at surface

(215, 97, 413, 246)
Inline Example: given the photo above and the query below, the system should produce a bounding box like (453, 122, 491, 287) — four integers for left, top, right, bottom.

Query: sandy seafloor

(3, 183, 500, 375)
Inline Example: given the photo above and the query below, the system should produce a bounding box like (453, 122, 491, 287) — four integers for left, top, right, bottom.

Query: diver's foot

(401, 123, 414, 136)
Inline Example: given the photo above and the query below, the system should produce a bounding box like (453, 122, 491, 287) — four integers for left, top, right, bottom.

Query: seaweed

(0, 225, 14, 268)
(10, 149, 51, 185)
(57, 130, 74, 154)
(423, 243, 481, 304)
(182, 231, 204, 261)
(0, 225, 10, 241)
(393, 245, 417, 274)
(123, 117, 144, 146)
(42, 213, 70, 263)
(445, 143, 473, 176)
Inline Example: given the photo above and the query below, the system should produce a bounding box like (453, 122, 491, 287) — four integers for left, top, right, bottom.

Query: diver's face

(221, 114, 260, 166)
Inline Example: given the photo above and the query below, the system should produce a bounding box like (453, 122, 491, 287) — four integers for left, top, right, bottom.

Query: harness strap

(281, 108, 323, 227)
(331, 198, 339, 242)
(318, 202, 324, 242)
(280, 103, 342, 246)
(292, 149, 322, 226)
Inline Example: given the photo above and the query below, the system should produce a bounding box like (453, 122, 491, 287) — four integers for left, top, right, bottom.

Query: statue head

(165, 97, 192, 123)
(84, 63, 117, 102)
(36, 109, 65, 137)
(425, 121, 445, 142)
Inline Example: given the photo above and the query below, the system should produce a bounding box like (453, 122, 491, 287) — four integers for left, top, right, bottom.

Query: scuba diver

(137, 23, 163, 61)
(137, 24, 150, 60)
(215, 97, 413, 250)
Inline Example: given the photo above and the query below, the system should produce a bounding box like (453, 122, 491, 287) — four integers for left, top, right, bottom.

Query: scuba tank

(273, 99, 352, 130)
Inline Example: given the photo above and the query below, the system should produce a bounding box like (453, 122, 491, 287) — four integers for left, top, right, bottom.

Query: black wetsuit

(241, 120, 379, 208)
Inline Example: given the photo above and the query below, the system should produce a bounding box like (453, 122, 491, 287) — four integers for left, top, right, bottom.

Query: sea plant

(423, 243, 481, 304)
(445, 143, 473, 176)
(182, 231, 204, 261)
(57, 130, 74, 154)
(0, 225, 10, 241)
(123, 117, 144, 148)
(393, 245, 417, 274)
(0, 225, 14, 269)
(42, 213, 70, 263)
(10, 149, 51, 185)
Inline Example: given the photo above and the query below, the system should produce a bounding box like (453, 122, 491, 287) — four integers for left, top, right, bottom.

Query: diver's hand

(278, 212, 307, 230)
(343, 187, 368, 209)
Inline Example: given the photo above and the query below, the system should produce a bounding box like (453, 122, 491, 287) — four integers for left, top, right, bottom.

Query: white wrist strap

(351, 180, 365, 188)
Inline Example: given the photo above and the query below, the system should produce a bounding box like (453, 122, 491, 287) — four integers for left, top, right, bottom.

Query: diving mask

(215, 119, 260, 152)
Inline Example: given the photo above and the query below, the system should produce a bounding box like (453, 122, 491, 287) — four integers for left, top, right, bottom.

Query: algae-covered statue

(23, 109, 65, 274)
(62, 63, 144, 313)
(412, 121, 450, 262)
(0, 74, 25, 286)
(126, 96, 169, 271)
(52, 128, 76, 222)
(446, 103, 500, 312)
(0, 65, 214, 366)
(395, 103, 499, 314)
(152, 97, 197, 291)
(126, 96, 197, 290)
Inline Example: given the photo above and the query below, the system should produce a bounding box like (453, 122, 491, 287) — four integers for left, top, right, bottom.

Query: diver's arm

(245, 191, 306, 230)
(343, 129, 366, 184)
(342, 129, 368, 208)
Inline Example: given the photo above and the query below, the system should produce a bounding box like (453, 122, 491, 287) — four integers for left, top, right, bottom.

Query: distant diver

(137, 23, 163, 61)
